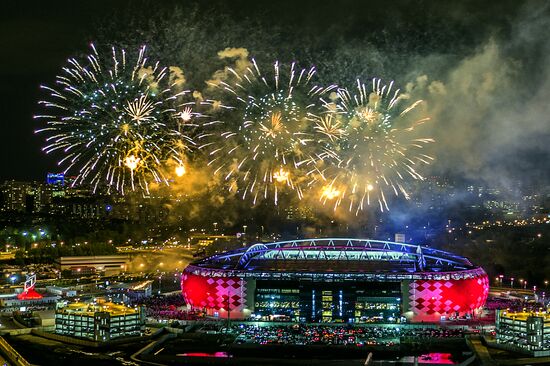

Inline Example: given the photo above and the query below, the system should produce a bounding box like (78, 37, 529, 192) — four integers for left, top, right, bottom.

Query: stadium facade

(181, 238, 489, 323)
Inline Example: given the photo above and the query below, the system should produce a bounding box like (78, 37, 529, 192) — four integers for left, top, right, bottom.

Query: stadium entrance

(253, 280, 402, 323)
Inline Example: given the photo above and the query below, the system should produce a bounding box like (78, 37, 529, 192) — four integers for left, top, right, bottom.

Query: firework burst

(204, 59, 336, 204)
(314, 78, 434, 213)
(35, 44, 198, 194)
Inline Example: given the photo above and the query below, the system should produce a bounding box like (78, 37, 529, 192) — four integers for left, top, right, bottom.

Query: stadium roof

(189, 238, 478, 274)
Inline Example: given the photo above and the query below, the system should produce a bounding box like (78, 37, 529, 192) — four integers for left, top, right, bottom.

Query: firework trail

(313, 78, 434, 213)
(35, 44, 198, 194)
(203, 59, 336, 205)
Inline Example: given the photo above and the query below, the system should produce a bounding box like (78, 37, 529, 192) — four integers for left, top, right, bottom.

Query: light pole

(226, 291, 231, 333)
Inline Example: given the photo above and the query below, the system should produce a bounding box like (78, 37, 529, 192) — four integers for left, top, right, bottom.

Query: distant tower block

(395, 233, 406, 243)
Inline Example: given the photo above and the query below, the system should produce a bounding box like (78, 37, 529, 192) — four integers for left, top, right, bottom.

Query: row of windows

(56, 330, 141, 339)
(261, 250, 413, 261)
(256, 294, 300, 301)
(256, 288, 300, 294)
(255, 301, 300, 309)
(355, 302, 399, 311)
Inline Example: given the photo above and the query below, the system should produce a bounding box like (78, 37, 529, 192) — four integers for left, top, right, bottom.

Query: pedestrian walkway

(466, 335, 496, 366)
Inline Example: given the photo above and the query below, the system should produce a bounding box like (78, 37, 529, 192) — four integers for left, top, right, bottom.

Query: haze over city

(0, 1, 549, 365)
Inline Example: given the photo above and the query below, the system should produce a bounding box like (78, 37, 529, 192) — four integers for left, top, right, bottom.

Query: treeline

(0, 215, 158, 250)
(435, 224, 550, 287)
(15, 242, 117, 264)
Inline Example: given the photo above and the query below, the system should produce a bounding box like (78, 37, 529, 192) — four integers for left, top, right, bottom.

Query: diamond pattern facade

(182, 239, 489, 322)
(408, 274, 489, 321)
(181, 273, 246, 314)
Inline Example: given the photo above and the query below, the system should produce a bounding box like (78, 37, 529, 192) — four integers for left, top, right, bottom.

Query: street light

(226, 291, 231, 333)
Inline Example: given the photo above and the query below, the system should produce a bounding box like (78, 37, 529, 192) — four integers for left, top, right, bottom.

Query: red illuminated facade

(181, 273, 246, 316)
(409, 270, 489, 321)
(182, 238, 489, 322)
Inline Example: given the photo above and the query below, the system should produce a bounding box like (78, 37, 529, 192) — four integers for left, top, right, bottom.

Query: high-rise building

(46, 173, 65, 186)
(0, 181, 34, 212)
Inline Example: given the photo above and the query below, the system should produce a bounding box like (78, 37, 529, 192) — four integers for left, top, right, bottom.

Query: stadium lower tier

(181, 271, 489, 323)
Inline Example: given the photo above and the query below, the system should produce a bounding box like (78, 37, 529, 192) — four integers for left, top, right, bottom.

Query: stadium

(181, 238, 489, 323)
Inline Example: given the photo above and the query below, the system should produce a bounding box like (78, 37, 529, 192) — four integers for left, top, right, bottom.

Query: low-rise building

(495, 309, 550, 356)
(0, 274, 58, 310)
(46, 286, 77, 297)
(55, 298, 145, 342)
(58, 255, 130, 276)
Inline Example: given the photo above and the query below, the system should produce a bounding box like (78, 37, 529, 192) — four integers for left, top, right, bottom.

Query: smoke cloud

(168, 66, 186, 89)
(95, 0, 550, 224)
(206, 47, 251, 87)
(407, 4, 550, 197)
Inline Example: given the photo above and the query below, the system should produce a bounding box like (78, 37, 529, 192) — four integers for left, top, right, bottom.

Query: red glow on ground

(418, 353, 454, 364)
(177, 352, 231, 358)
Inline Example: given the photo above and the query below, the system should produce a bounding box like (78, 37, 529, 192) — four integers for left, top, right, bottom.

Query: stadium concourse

(181, 238, 489, 323)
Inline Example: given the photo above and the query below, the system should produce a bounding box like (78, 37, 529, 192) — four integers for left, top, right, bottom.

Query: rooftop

(499, 310, 550, 322)
(189, 238, 478, 274)
(57, 298, 139, 317)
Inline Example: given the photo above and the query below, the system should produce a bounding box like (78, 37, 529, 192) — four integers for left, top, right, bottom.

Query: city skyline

(2, 1, 550, 197)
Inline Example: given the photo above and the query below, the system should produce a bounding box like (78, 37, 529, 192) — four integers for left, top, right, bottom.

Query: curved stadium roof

(187, 238, 479, 274)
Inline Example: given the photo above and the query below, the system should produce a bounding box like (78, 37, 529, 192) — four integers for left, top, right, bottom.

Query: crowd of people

(398, 327, 465, 338)
(135, 294, 202, 321)
(232, 324, 464, 346)
(484, 297, 525, 311)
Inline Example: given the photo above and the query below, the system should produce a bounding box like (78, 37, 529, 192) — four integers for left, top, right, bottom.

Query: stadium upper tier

(187, 238, 477, 274)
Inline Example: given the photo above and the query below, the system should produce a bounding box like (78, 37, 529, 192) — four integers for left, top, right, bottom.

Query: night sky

(1, 2, 113, 181)
(1, 0, 547, 188)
